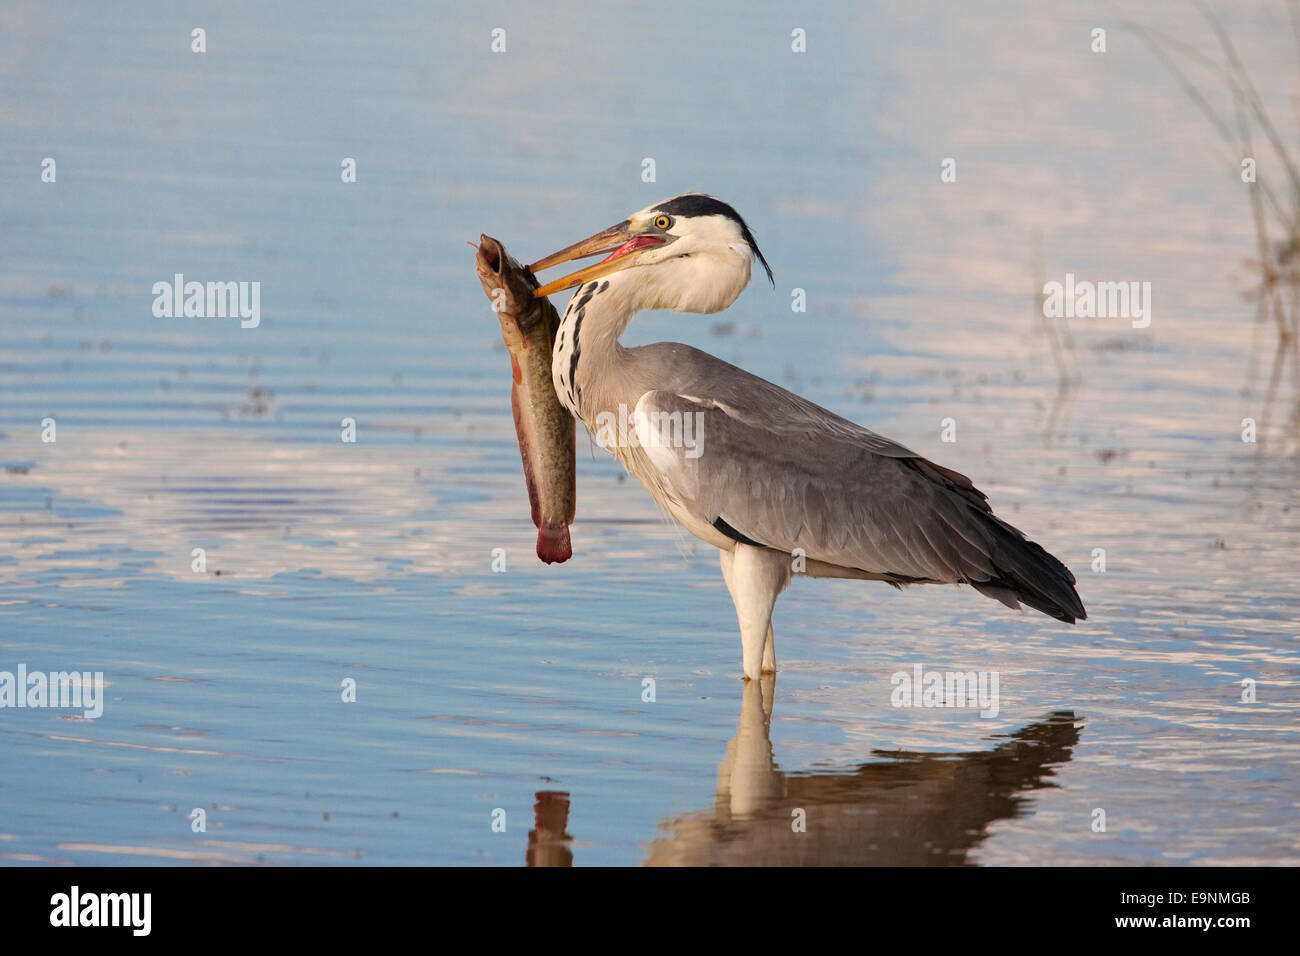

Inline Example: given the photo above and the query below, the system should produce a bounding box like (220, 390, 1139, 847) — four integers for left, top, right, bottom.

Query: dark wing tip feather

(905, 454, 1084, 623)
(979, 515, 1087, 623)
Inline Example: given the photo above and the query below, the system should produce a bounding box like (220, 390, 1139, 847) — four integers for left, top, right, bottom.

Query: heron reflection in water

(524, 689, 1081, 866)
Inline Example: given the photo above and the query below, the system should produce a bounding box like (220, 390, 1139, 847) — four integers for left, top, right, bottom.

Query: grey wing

(631, 385, 1085, 623)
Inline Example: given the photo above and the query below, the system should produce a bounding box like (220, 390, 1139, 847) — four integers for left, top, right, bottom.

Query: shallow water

(1, 0, 1298, 865)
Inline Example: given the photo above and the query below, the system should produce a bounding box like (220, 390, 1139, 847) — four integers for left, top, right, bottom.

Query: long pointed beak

(529, 220, 665, 298)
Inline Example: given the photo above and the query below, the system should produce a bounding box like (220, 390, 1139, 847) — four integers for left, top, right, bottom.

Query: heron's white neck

(550, 252, 753, 423)
(550, 276, 640, 425)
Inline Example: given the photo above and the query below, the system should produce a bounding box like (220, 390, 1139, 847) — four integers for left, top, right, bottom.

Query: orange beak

(530, 221, 667, 298)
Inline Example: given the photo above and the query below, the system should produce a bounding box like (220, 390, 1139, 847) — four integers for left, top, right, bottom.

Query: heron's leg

(719, 547, 735, 594)
(719, 548, 754, 672)
(761, 625, 776, 674)
(724, 544, 791, 681)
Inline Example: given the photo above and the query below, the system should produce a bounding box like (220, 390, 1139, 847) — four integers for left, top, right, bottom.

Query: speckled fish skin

(475, 234, 576, 564)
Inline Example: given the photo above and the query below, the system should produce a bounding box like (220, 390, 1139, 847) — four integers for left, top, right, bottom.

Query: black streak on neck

(567, 283, 598, 407)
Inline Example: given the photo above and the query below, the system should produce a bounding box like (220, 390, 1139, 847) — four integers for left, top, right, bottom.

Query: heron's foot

(760, 664, 777, 675)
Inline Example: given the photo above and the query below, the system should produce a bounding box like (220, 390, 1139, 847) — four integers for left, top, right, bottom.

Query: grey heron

(530, 194, 1086, 680)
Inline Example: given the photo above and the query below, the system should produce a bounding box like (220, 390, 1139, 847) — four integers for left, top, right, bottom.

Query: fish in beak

(474, 235, 576, 564)
(529, 221, 669, 298)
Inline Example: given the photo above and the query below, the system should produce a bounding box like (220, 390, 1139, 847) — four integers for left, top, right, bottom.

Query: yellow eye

(653, 215, 672, 230)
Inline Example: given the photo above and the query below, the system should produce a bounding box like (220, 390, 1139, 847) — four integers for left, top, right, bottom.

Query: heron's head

(530, 194, 773, 314)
